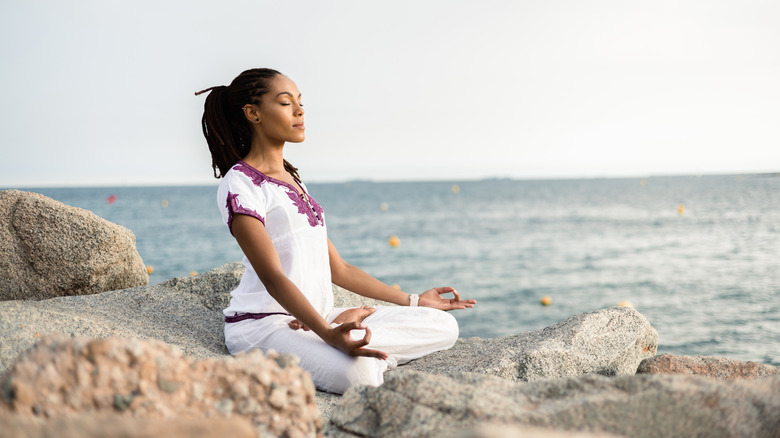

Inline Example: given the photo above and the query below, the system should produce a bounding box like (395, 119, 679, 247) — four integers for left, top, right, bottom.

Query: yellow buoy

(146, 265, 154, 275)
(380, 202, 389, 211)
(617, 300, 634, 308)
(677, 204, 685, 215)
(391, 284, 401, 290)
(388, 235, 400, 248)
(161, 199, 169, 208)
(540, 296, 551, 306)
(189, 271, 198, 276)
(452, 184, 460, 194)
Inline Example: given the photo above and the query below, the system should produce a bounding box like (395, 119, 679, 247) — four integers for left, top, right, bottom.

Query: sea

(15, 174, 780, 366)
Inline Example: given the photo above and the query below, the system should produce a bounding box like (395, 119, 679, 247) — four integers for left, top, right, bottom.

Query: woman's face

(253, 75, 305, 144)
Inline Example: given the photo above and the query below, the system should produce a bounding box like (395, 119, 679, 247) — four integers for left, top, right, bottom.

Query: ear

(242, 105, 261, 124)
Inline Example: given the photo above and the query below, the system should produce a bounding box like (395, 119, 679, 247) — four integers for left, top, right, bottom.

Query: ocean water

(19, 174, 780, 366)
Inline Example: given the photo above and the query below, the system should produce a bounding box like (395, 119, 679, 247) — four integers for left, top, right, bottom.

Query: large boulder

(637, 353, 780, 380)
(0, 335, 322, 438)
(0, 190, 148, 301)
(329, 369, 780, 438)
(401, 306, 658, 382)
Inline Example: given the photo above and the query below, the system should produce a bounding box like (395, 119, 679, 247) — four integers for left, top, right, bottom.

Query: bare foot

(332, 306, 376, 325)
(288, 306, 377, 331)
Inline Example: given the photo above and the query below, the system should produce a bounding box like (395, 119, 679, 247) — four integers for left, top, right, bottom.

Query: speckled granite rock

(637, 353, 780, 380)
(329, 369, 780, 438)
(402, 306, 657, 382)
(0, 335, 322, 438)
(0, 190, 148, 301)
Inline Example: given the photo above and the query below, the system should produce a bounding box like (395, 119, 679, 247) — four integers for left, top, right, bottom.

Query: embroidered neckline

(234, 161, 325, 227)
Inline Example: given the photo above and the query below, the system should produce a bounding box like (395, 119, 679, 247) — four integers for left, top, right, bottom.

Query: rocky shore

(1, 190, 778, 437)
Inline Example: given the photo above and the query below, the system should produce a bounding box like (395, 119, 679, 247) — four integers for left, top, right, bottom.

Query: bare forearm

(332, 264, 411, 306)
(263, 274, 333, 336)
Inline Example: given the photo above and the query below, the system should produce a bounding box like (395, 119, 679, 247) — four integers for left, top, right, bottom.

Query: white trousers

(224, 306, 459, 394)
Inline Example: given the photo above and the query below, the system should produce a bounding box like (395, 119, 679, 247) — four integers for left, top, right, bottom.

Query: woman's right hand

(325, 322, 388, 360)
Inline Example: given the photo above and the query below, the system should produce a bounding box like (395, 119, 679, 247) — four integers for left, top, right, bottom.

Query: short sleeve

(217, 170, 267, 235)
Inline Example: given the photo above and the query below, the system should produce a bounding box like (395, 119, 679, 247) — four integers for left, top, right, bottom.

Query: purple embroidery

(226, 191, 265, 235)
(233, 161, 324, 227)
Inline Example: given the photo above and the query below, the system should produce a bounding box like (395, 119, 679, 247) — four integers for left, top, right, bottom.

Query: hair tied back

(194, 85, 226, 96)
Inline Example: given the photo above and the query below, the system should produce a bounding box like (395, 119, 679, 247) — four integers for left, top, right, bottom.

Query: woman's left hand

(419, 287, 476, 311)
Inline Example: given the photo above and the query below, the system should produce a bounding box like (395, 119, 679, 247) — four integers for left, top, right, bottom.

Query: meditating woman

(196, 68, 475, 394)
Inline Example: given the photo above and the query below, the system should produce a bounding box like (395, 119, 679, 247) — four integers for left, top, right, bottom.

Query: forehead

(268, 75, 301, 98)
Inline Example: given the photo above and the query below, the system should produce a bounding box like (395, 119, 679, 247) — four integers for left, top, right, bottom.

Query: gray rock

(329, 369, 780, 438)
(0, 270, 234, 374)
(637, 353, 780, 380)
(0, 190, 148, 301)
(402, 306, 657, 382)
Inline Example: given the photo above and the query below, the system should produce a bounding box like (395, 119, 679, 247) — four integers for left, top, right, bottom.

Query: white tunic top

(217, 161, 333, 317)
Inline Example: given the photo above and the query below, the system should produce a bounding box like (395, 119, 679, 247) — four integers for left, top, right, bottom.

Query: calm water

(15, 174, 780, 365)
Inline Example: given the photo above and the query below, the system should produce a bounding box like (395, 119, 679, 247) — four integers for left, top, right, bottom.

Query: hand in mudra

(419, 287, 477, 311)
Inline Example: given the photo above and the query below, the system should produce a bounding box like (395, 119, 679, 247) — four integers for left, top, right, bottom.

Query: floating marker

(189, 271, 198, 276)
(388, 235, 400, 248)
(391, 284, 401, 290)
(161, 199, 169, 208)
(146, 265, 154, 275)
(107, 194, 117, 204)
(380, 202, 389, 211)
(452, 184, 460, 194)
(540, 296, 551, 306)
(617, 300, 634, 308)
(677, 204, 685, 215)
(639, 179, 647, 186)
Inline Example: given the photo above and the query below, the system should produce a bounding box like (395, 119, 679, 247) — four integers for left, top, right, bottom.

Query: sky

(1, 0, 779, 187)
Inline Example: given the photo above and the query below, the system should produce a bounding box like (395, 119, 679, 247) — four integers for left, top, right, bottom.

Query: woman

(196, 68, 476, 394)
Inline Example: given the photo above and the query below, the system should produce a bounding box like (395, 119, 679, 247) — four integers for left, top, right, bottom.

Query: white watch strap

(409, 294, 419, 307)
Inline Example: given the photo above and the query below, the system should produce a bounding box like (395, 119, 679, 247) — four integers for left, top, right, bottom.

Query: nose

(295, 103, 304, 116)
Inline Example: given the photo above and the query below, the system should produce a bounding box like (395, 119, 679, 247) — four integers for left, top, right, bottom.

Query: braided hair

(195, 68, 300, 180)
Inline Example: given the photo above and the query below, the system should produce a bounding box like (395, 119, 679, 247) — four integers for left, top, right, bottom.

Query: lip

(293, 122, 305, 129)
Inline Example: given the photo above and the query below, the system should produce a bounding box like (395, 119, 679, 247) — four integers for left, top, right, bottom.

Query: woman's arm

(232, 215, 387, 359)
(328, 239, 477, 310)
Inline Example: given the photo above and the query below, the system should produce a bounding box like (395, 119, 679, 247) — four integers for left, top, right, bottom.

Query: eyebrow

(276, 92, 302, 98)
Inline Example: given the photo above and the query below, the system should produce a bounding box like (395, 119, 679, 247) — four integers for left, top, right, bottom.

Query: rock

(329, 369, 780, 438)
(0, 334, 322, 438)
(0, 278, 230, 374)
(637, 353, 780, 380)
(402, 306, 657, 382)
(0, 190, 148, 301)
(0, 411, 256, 438)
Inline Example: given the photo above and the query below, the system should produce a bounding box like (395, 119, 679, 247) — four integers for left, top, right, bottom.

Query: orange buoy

(388, 235, 400, 248)
(452, 184, 460, 194)
(391, 284, 401, 290)
(161, 199, 169, 208)
(617, 300, 634, 308)
(189, 271, 198, 276)
(677, 204, 685, 215)
(146, 265, 154, 275)
(540, 296, 551, 306)
(107, 194, 117, 204)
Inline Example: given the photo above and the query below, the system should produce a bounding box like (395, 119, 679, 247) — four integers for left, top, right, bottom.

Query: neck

(243, 139, 286, 177)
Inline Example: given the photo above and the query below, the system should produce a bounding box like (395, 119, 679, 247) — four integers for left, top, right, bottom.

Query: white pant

(224, 306, 459, 394)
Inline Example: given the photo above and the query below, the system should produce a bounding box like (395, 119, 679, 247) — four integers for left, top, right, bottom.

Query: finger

(451, 289, 462, 302)
(361, 326, 372, 345)
(435, 286, 455, 295)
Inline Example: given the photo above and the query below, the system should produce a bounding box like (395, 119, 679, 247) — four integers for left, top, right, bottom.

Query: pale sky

(1, 0, 778, 187)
